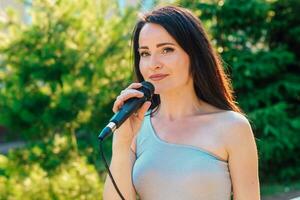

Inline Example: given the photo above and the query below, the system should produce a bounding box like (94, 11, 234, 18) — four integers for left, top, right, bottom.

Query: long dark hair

(131, 5, 243, 115)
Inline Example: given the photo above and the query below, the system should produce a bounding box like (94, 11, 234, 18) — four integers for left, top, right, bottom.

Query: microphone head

(141, 81, 155, 101)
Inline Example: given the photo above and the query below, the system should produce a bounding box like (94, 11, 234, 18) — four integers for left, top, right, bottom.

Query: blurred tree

(0, 135, 103, 199)
(179, 0, 300, 182)
(0, 0, 136, 146)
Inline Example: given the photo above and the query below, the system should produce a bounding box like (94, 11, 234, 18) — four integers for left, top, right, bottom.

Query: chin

(153, 86, 167, 95)
(147, 80, 170, 94)
(152, 87, 160, 95)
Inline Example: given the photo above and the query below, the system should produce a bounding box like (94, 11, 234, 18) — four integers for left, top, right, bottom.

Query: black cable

(99, 140, 126, 200)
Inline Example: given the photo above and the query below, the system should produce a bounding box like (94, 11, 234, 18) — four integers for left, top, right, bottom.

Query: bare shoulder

(217, 112, 260, 199)
(219, 111, 256, 151)
(220, 110, 250, 125)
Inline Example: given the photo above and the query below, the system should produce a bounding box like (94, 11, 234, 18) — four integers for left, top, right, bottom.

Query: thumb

(137, 101, 152, 119)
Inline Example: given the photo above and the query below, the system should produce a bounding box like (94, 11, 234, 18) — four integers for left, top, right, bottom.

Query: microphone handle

(98, 96, 146, 141)
(110, 96, 146, 128)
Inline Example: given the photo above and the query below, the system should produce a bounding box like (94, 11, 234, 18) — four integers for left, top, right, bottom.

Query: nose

(148, 54, 163, 70)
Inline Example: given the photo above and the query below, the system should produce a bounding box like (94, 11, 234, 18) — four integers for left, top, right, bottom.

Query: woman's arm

(103, 134, 137, 200)
(225, 114, 260, 200)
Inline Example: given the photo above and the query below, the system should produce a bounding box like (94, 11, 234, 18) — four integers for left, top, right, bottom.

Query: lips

(149, 74, 169, 81)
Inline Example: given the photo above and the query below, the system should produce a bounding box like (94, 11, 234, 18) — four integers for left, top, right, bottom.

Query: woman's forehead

(138, 23, 177, 46)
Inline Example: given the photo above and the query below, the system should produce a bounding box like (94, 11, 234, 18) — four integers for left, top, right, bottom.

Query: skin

(135, 23, 260, 199)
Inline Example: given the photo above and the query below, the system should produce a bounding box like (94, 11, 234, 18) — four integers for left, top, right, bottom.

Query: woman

(103, 5, 260, 200)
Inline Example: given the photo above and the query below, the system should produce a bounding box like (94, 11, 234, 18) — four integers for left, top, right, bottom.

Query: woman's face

(138, 23, 192, 94)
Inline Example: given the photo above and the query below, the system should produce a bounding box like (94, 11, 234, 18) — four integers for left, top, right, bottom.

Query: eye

(162, 47, 174, 54)
(139, 51, 150, 57)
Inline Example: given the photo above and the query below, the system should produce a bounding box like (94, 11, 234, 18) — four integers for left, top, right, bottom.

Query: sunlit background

(0, 0, 299, 199)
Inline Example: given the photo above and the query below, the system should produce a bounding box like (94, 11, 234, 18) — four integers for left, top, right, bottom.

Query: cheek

(174, 55, 191, 83)
(169, 51, 189, 66)
(139, 63, 147, 78)
(174, 53, 190, 72)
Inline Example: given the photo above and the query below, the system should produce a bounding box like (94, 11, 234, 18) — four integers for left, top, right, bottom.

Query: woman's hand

(112, 82, 152, 146)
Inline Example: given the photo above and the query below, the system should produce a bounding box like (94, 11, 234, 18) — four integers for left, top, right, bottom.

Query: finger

(127, 82, 142, 89)
(112, 101, 124, 113)
(113, 83, 142, 113)
(136, 101, 152, 119)
(121, 86, 142, 95)
(118, 91, 144, 103)
(112, 91, 144, 113)
(112, 95, 124, 113)
(122, 88, 143, 95)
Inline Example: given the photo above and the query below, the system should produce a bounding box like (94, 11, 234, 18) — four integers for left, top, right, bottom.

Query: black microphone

(98, 81, 155, 141)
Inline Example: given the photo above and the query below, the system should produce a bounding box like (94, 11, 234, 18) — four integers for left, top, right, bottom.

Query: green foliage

(0, 1, 140, 197)
(0, 0, 299, 192)
(0, 0, 136, 140)
(0, 135, 103, 199)
(180, 0, 300, 182)
(6, 134, 77, 172)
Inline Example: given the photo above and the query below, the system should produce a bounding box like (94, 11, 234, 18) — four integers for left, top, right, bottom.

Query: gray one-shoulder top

(132, 111, 232, 200)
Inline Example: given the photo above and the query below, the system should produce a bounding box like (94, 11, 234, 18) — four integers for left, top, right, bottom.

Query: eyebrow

(138, 42, 176, 50)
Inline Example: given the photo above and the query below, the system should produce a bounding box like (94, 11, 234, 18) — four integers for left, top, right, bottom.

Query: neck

(154, 86, 217, 121)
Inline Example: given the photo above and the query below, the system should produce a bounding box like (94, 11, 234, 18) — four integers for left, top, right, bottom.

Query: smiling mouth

(149, 75, 169, 81)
